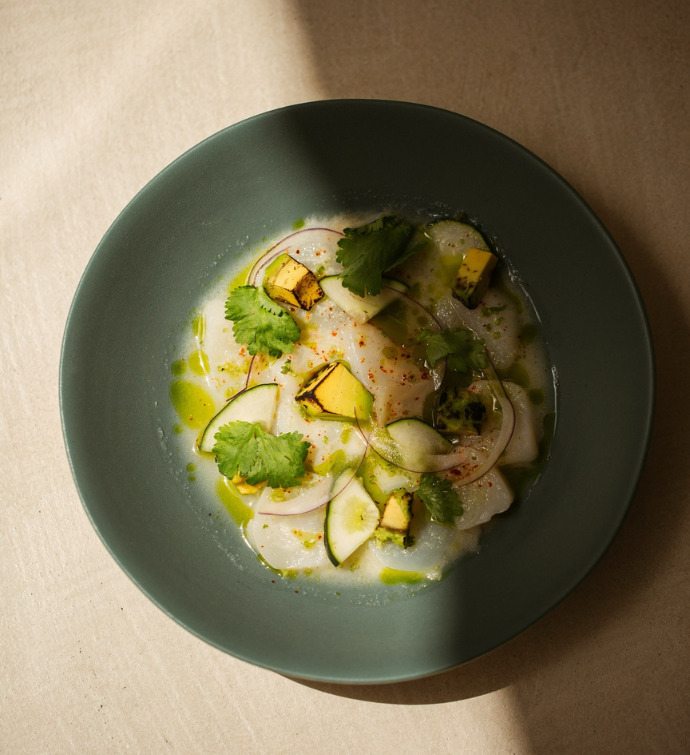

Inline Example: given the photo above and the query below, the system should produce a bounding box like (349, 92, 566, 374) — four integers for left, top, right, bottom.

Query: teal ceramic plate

(60, 101, 654, 684)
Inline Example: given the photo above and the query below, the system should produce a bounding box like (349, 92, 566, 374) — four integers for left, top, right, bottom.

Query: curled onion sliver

(255, 475, 333, 516)
(255, 448, 365, 516)
(247, 227, 342, 286)
(242, 355, 258, 390)
(383, 286, 443, 333)
(380, 285, 446, 388)
(354, 354, 515, 484)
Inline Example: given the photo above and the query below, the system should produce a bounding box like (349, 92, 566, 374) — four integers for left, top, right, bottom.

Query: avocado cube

(263, 253, 324, 310)
(453, 247, 498, 309)
(375, 490, 413, 547)
(296, 362, 373, 421)
(435, 385, 486, 436)
(230, 474, 267, 495)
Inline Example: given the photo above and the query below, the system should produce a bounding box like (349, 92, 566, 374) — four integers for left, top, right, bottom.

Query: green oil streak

(215, 477, 253, 527)
(312, 449, 348, 477)
(519, 322, 540, 345)
(499, 362, 531, 389)
(380, 568, 426, 585)
(192, 313, 205, 341)
(292, 218, 306, 230)
(528, 388, 545, 406)
(228, 259, 256, 291)
(188, 349, 210, 376)
(169, 379, 215, 429)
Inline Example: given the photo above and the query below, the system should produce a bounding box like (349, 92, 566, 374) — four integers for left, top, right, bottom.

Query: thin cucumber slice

(363, 417, 458, 474)
(197, 383, 279, 453)
(386, 418, 453, 456)
(324, 472, 380, 566)
(362, 454, 420, 503)
(320, 275, 407, 322)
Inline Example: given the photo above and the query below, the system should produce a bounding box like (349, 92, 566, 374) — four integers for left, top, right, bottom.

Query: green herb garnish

(213, 421, 310, 488)
(225, 285, 300, 357)
(415, 474, 464, 525)
(336, 216, 416, 297)
(415, 327, 487, 375)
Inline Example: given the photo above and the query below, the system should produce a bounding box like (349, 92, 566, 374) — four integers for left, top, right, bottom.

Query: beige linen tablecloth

(2, 1, 688, 752)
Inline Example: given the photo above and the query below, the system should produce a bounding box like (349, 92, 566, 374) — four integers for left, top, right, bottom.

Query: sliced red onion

(247, 227, 342, 286)
(421, 381, 515, 484)
(354, 354, 515, 484)
(383, 286, 444, 333)
(242, 355, 257, 390)
(255, 450, 365, 516)
(255, 475, 333, 516)
(379, 285, 446, 387)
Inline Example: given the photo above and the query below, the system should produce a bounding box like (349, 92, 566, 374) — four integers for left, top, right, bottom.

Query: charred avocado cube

(296, 362, 373, 421)
(453, 247, 498, 309)
(263, 253, 324, 310)
(435, 385, 486, 436)
(375, 489, 413, 547)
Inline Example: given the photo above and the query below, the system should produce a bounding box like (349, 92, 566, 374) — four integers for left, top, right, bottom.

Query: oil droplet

(292, 218, 306, 230)
(215, 477, 253, 527)
(501, 362, 530, 389)
(188, 349, 210, 376)
(519, 322, 540, 345)
(528, 388, 545, 406)
(171, 359, 187, 376)
(169, 379, 215, 429)
(173, 424, 184, 435)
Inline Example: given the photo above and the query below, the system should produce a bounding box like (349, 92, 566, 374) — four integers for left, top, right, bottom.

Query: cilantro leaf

(213, 421, 310, 488)
(225, 286, 300, 358)
(335, 216, 416, 297)
(415, 474, 464, 525)
(415, 328, 487, 375)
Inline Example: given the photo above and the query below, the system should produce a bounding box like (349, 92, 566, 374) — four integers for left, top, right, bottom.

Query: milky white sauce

(169, 214, 555, 586)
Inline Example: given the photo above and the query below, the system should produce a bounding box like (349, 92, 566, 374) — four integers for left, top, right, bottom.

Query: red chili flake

(358, 339, 365, 347)
(295, 249, 300, 254)
(421, 372, 429, 380)
(331, 331, 338, 337)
